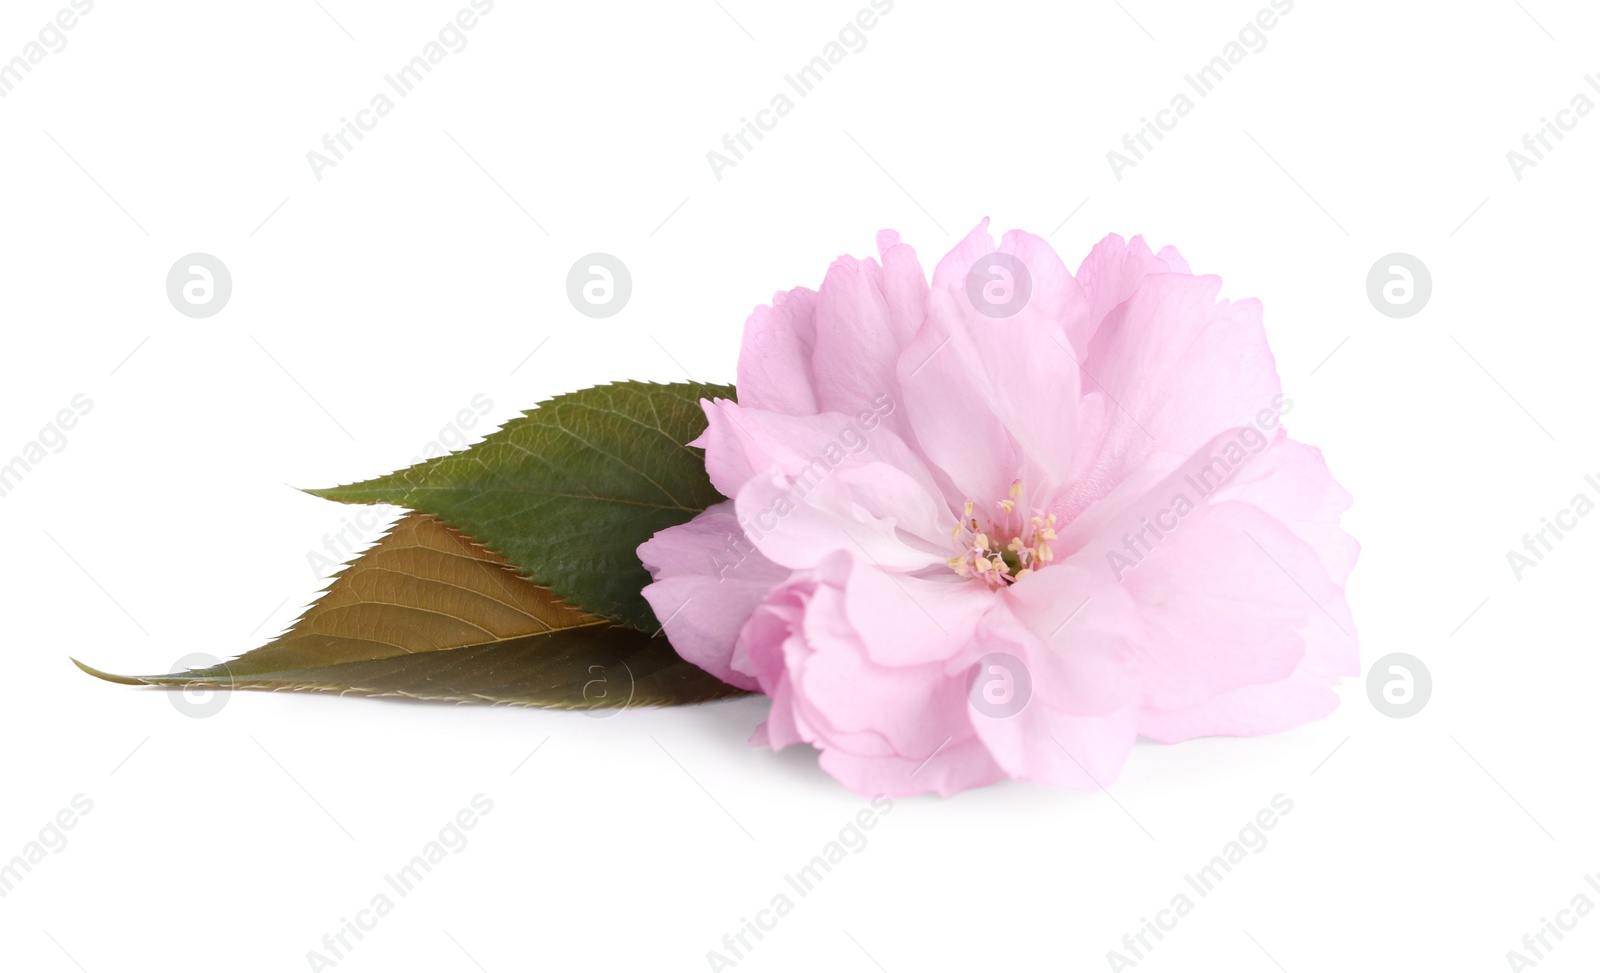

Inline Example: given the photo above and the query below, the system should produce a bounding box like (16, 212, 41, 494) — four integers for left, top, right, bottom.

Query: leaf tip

(299, 484, 343, 501)
(71, 657, 146, 686)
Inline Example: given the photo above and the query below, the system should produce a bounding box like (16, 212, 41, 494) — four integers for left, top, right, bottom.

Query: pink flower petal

(1054, 271, 1282, 525)
(638, 501, 790, 691)
(737, 287, 820, 415)
(817, 736, 1007, 798)
(896, 224, 1106, 502)
(959, 598, 1140, 789)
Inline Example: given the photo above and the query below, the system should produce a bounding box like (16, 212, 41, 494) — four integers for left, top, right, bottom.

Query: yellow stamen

(948, 484, 1062, 587)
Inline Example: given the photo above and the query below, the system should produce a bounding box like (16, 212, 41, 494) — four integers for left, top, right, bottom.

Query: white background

(3, 1, 1598, 970)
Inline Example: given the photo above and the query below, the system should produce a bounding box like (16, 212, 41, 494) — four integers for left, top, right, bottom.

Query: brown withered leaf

(75, 513, 745, 708)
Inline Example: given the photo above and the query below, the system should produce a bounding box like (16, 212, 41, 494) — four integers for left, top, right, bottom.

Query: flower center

(947, 480, 1057, 587)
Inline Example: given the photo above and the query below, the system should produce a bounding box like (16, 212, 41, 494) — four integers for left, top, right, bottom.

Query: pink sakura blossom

(639, 221, 1359, 796)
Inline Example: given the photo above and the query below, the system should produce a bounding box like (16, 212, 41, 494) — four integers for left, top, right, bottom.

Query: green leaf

(75, 512, 745, 708)
(74, 629, 740, 708)
(306, 381, 731, 632)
